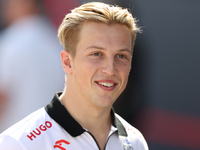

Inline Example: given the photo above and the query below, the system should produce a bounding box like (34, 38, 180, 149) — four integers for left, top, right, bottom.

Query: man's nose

(101, 58, 117, 75)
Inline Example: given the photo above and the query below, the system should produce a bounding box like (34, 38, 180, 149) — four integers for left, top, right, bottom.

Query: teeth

(98, 82, 114, 87)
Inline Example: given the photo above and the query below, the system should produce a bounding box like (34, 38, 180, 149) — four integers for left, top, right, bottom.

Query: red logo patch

(27, 121, 52, 141)
(54, 139, 70, 150)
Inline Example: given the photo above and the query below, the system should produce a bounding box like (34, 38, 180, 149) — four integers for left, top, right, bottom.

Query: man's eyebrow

(85, 45, 105, 51)
(85, 45, 131, 53)
(118, 49, 131, 53)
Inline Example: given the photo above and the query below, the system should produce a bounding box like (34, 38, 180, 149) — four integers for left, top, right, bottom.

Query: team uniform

(0, 93, 148, 150)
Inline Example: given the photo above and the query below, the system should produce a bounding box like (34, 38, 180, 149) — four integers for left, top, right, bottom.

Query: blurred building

(130, 1, 200, 150)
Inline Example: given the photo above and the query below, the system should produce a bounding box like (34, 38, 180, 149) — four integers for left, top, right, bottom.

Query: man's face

(66, 22, 132, 109)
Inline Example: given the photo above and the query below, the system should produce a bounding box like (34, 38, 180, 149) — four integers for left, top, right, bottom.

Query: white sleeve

(0, 134, 24, 150)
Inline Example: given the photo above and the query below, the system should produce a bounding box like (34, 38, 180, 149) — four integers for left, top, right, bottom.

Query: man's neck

(59, 90, 112, 150)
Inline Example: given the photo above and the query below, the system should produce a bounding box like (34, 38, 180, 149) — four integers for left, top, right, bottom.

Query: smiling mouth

(98, 82, 114, 87)
(96, 81, 118, 88)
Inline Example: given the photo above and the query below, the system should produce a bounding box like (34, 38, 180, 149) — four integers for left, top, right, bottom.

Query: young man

(0, 2, 148, 150)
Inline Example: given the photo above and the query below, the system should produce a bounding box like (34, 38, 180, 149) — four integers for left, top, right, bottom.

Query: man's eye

(93, 53, 101, 56)
(118, 54, 125, 58)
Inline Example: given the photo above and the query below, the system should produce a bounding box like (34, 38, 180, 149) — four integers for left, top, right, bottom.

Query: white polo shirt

(0, 93, 148, 150)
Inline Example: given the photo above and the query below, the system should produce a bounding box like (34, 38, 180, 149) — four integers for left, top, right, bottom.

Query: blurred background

(0, 0, 200, 150)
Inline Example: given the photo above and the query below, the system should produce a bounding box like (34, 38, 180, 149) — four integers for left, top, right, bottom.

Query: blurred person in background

(0, 0, 65, 132)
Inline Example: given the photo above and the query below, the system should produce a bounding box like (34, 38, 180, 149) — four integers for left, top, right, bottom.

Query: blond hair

(58, 2, 140, 57)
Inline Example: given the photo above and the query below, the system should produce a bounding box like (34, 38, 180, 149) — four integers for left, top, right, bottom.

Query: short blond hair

(58, 2, 140, 57)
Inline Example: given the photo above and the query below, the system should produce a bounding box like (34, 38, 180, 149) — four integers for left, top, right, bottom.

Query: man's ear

(60, 50, 73, 74)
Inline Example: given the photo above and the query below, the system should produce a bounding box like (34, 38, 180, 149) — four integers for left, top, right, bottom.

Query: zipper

(86, 131, 101, 150)
(86, 130, 118, 150)
(104, 130, 117, 150)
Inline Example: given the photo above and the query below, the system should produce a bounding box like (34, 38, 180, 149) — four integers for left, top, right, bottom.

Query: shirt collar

(45, 92, 127, 137)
